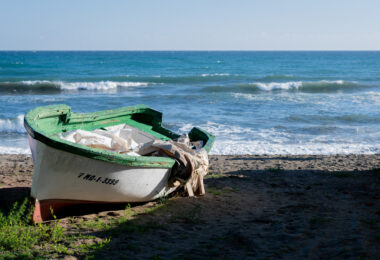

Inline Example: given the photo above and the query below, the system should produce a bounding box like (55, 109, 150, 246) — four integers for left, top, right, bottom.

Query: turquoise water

(0, 51, 379, 154)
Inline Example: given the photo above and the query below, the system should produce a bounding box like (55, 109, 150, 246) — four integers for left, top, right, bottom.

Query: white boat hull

(29, 135, 176, 203)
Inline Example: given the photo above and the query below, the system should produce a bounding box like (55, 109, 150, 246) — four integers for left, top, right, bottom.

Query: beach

(1, 51, 379, 258)
(1, 0, 380, 257)
(1, 154, 379, 259)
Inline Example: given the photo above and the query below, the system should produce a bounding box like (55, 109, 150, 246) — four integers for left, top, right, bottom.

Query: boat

(24, 104, 214, 222)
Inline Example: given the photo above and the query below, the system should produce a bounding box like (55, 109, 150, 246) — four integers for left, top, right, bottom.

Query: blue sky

(1, 0, 379, 50)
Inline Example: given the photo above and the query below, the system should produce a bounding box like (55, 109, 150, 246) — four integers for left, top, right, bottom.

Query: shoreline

(0, 154, 379, 258)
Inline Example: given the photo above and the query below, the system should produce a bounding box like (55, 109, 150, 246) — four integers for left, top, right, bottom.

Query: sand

(0, 154, 379, 259)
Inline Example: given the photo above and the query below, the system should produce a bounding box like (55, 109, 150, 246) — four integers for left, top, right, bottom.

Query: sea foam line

(20, 80, 150, 90)
(251, 80, 345, 91)
(177, 121, 380, 155)
(0, 145, 30, 154)
(210, 140, 380, 155)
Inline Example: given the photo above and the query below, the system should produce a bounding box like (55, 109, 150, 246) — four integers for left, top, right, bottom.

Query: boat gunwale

(24, 104, 177, 168)
(24, 104, 215, 168)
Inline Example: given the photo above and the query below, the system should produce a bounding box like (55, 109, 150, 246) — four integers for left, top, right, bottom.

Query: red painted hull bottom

(33, 199, 128, 223)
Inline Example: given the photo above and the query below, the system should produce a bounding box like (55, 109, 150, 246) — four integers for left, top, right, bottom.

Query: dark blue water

(0, 51, 379, 154)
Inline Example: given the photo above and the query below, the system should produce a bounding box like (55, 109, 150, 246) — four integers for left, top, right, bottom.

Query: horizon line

(1, 49, 380, 52)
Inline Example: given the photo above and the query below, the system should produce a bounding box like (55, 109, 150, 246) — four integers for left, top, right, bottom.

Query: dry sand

(0, 154, 379, 259)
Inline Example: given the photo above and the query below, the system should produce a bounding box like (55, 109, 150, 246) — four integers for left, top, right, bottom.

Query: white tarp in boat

(60, 124, 209, 196)
(60, 124, 160, 156)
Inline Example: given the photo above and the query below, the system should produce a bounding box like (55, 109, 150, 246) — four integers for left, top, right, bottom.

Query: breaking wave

(248, 80, 350, 92)
(0, 74, 237, 93)
(202, 80, 371, 93)
(254, 81, 303, 91)
(0, 115, 25, 133)
(58, 81, 149, 90)
(2, 78, 368, 95)
(0, 80, 150, 93)
(175, 121, 380, 155)
(254, 80, 348, 91)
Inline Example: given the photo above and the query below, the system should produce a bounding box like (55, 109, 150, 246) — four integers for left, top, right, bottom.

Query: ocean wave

(0, 80, 150, 93)
(0, 115, 26, 133)
(252, 80, 347, 91)
(203, 80, 370, 94)
(0, 81, 61, 94)
(58, 81, 148, 90)
(0, 74, 237, 93)
(254, 81, 303, 91)
(175, 121, 380, 155)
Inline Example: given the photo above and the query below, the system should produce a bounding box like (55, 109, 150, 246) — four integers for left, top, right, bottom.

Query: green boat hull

(24, 104, 215, 168)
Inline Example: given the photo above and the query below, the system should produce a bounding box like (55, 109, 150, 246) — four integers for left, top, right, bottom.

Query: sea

(0, 51, 379, 155)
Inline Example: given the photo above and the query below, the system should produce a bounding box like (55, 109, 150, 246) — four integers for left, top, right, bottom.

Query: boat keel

(33, 199, 98, 223)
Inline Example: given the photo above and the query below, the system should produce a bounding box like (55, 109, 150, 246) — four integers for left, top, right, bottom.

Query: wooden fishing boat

(24, 104, 214, 222)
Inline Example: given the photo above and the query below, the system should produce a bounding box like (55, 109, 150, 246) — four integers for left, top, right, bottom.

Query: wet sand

(0, 154, 379, 259)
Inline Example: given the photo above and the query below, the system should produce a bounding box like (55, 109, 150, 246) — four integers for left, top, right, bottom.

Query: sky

(0, 0, 379, 50)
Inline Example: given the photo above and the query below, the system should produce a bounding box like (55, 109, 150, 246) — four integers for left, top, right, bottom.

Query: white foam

(355, 91, 380, 106)
(0, 115, 25, 133)
(232, 92, 335, 106)
(179, 121, 268, 140)
(321, 80, 345, 84)
(21, 80, 149, 90)
(209, 140, 380, 155)
(254, 81, 303, 91)
(22, 80, 52, 85)
(0, 146, 30, 154)
(251, 80, 347, 91)
(232, 93, 277, 101)
(177, 121, 380, 155)
(59, 81, 149, 90)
